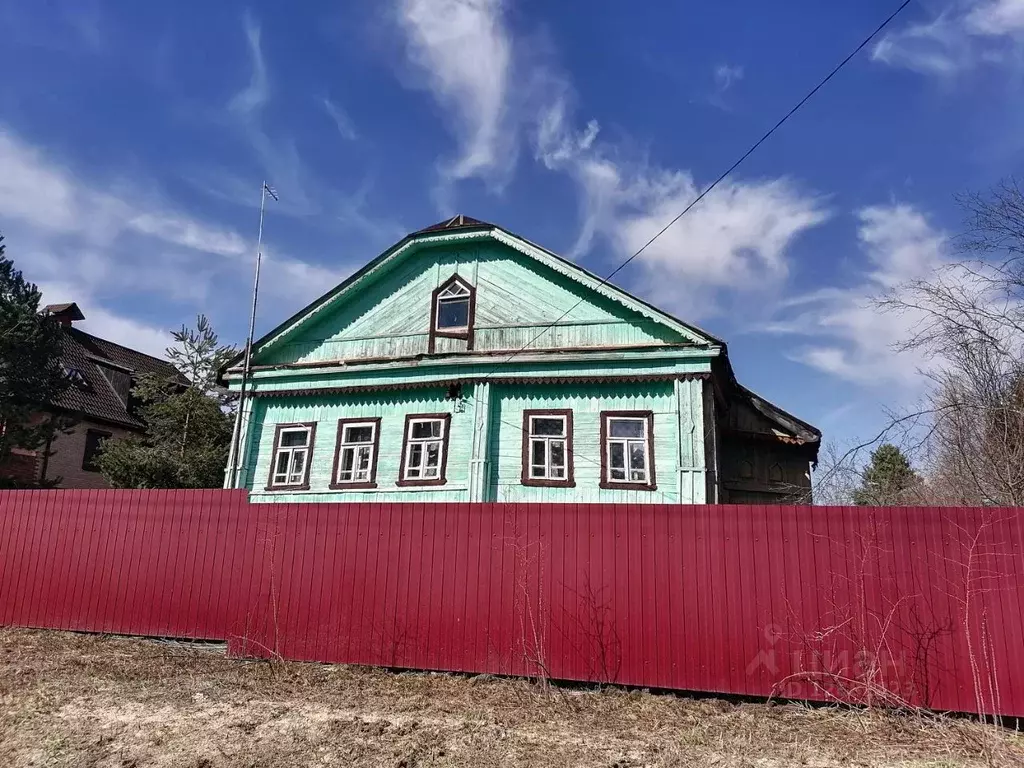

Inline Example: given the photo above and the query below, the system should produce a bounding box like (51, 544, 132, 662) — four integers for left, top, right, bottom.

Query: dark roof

(43, 302, 86, 322)
(53, 326, 185, 429)
(411, 214, 494, 235)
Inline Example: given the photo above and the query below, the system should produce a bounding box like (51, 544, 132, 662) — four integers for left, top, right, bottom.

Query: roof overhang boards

(223, 226, 721, 386)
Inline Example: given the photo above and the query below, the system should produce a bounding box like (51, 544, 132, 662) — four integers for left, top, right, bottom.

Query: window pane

(344, 425, 373, 444)
(550, 441, 565, 469)
(530, 440, 546, 467)
(274, 451, 290, 476)
(409, 443, 422, 468)
(609, 442, 625, 469)
(426, 442, 440, 467)
(289, 450, 306, 477)
(340, 448, 355, 478)
(629, 442, 646, 470)
(630, 468, 646, 482)
(356, 445, 371, 471)
(436, 298, 469, 329)
(609, 419, 644, 438)
(280, 429, 309, 447)
(611, 467, 626, 480)
(531, 417, 564, 436)
(412, 420, 442, 439)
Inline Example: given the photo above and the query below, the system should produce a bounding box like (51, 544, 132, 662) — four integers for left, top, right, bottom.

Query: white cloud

(321, 97, 358, 142)
(395, 0, 517, 192)
(763, 204, 947, 389)
(0, 125, 343, 349)
(873, 0, 1024, 75)
(714, 64, 744, 91)
(536, 105, 828, 317)
(229, 11, 269, 115)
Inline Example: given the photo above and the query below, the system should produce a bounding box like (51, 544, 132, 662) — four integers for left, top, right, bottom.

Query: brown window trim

(396, 412, 451, 487)
(599, 410, 657, 491)
(521, 409, 575, 488)
(329, 417, 382, 490)
(428, 275, 476, 354)
(264, 422, 317, 491)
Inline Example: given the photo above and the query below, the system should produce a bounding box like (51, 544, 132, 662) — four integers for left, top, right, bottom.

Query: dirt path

(0, 629, 1019, 767)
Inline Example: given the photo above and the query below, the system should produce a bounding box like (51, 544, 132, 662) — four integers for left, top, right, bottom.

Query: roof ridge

(68, 326, 174, 369)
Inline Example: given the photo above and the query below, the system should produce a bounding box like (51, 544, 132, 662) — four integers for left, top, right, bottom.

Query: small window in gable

(429, 276, 476, 353)
(436, 281, 470, 330)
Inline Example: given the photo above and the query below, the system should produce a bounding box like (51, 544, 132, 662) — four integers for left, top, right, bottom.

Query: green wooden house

(222, 216, 820, 504)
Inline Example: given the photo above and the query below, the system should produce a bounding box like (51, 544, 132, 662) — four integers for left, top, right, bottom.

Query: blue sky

(2, 0, 1024, 452)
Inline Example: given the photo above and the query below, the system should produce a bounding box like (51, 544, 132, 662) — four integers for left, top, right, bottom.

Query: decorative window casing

(428, 275, 476, 353)
(266, 423, 316, 490)
(521, 409, 575, 487)
(398, 413, 451, 486)
(600, 411, 657, 491)
(331, 418, 381, 489)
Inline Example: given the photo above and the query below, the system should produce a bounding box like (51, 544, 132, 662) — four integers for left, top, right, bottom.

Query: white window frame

(524, 412, 573, 485)
(602, 413, 654, 489)
(434, 281, 471, 332)
(400, 414, 449, 484)
(333, 419, 379, 487)
(268, 424, 315, 489)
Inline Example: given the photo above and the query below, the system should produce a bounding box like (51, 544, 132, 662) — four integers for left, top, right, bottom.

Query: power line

(475, 0, 914, 379)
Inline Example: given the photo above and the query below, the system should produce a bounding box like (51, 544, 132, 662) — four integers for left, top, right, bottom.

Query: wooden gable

(252, 226, 716, 368)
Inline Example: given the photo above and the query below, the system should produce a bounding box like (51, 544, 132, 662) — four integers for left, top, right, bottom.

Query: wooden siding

(240, 379, 708, 504)
(245, 388, 473, 503)
(257, 242, 686, 366)
(488, 382, 684, 503)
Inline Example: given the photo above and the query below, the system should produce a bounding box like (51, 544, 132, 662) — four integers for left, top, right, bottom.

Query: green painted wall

(245, 387, 472, 503)
(243, 377, 710, 505)
(256, 241, 687, 367)
(489, 382, 683, 503)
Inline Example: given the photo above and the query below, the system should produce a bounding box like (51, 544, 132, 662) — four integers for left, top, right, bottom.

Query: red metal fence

(1, 490, 1022, 717)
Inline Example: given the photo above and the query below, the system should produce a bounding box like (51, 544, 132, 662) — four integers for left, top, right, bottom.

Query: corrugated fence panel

(1, 490, 1024, 717)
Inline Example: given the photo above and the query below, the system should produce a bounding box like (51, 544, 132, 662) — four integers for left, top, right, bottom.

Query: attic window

(64, 367, 91, 390)
(429, 275, 476, 353)
(435, 281, 470, 330)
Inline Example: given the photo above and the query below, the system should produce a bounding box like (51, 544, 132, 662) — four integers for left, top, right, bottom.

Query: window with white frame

(267, 424, 315, 489)
(333, 419, 380, 487)
(522, 410, 574, 486)
(434, 280, 471, 331)
(400, 414, 450, 484)
(601, 412, 655, 489)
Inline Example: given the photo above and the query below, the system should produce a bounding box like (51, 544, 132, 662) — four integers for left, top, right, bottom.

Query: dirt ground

(0, 629, 1021, 767)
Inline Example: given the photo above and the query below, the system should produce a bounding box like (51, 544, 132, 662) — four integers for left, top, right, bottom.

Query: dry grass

(0, 628, 1021, 767)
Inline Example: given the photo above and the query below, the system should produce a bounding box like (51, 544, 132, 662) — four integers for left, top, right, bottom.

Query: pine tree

(0, 235, 71, 481)
(852, 444, 920, 506)
(97, 316, 238, 488)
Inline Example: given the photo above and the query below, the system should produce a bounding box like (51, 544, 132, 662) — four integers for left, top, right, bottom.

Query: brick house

(2, 303, 184, 488)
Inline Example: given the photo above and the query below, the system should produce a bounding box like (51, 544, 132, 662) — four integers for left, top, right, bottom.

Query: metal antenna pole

(227, 181, 275, 489)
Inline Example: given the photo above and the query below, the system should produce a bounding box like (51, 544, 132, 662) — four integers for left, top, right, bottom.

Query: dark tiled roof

(53, 326, 186, 429)
(411, 215, 493, 236)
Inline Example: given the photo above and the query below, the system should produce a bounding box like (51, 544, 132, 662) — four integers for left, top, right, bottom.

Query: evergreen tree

(97, 316, 238, 488)
(0, 235, 70, 478)
(852, 444, 920, 506)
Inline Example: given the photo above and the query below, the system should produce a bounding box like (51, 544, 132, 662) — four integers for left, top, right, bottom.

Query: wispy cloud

(536, 99, 829, 318)
(0, 126, 346, 346)
(873, 0, 1024, 75)
(396, 0, 515, 195)
(229, 11, 269, 115)
(321, 97, 358, 141)
(709, 63, 744, 110)
(762, 203, 948, 390)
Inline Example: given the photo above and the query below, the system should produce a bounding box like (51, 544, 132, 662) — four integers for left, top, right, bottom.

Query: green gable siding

(257, 241, 687, 367)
